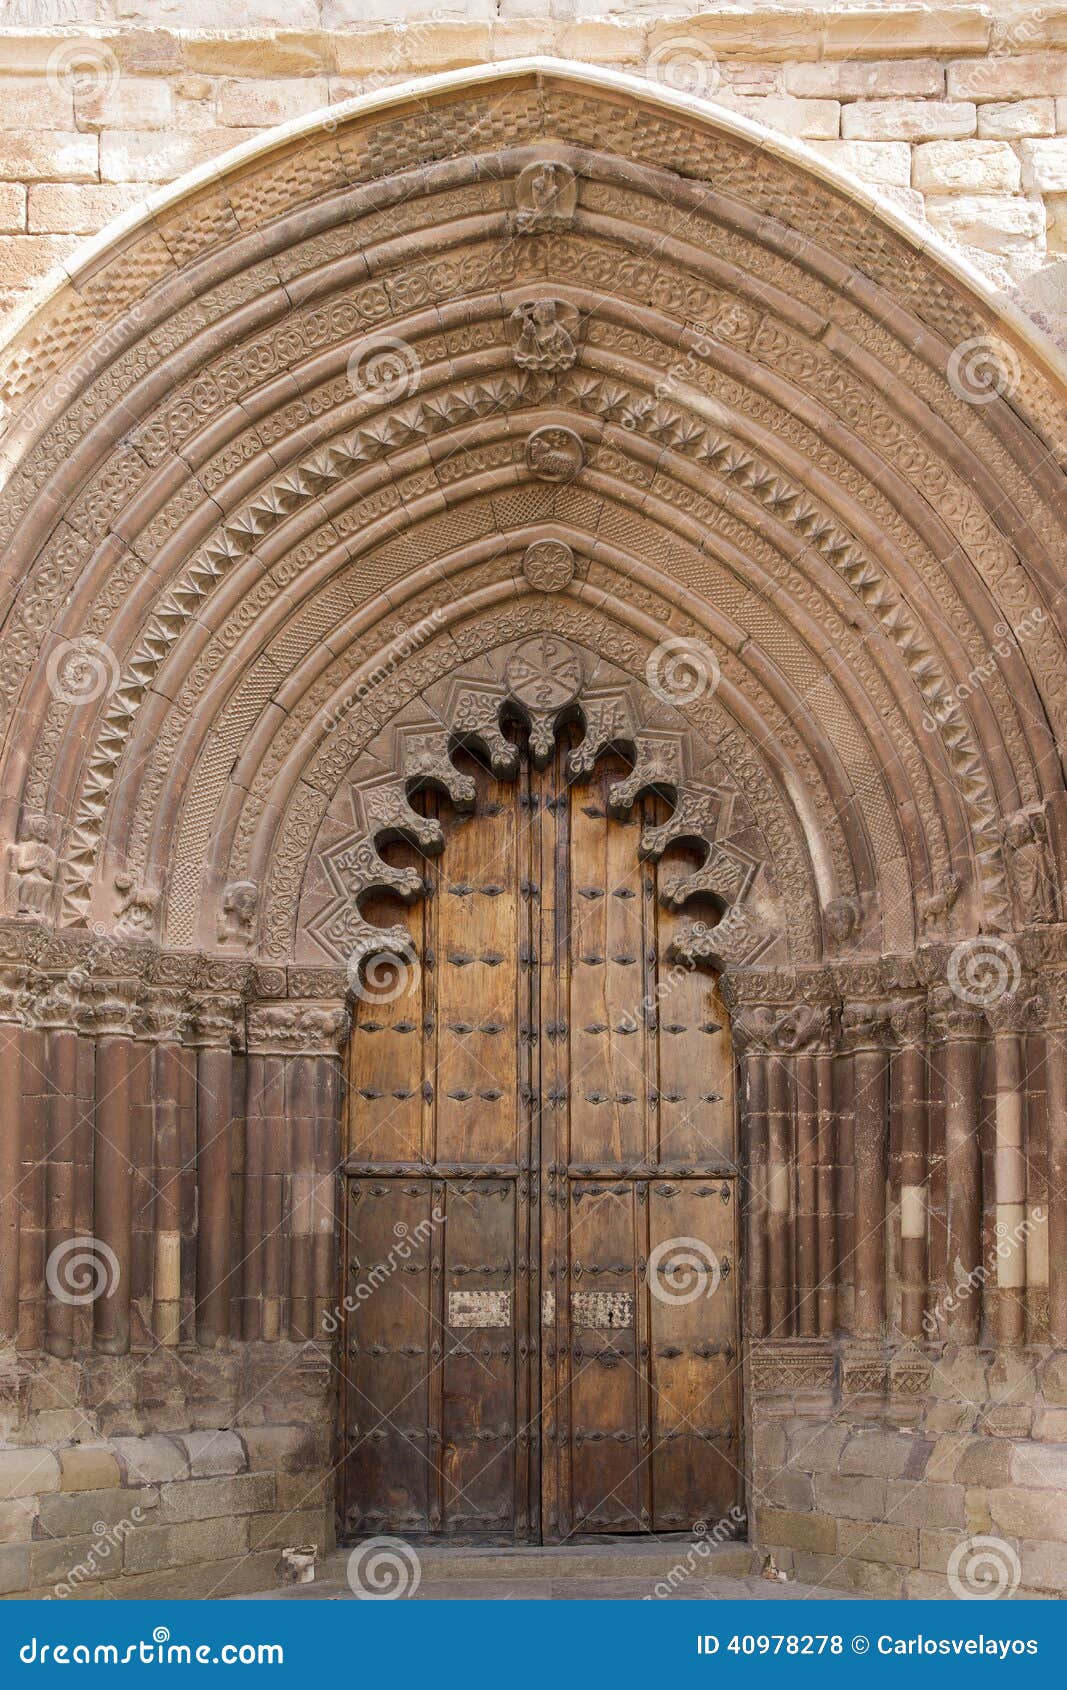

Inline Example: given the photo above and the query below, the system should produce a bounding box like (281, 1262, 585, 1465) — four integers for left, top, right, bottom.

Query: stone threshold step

(315, 1540, 759, 1584)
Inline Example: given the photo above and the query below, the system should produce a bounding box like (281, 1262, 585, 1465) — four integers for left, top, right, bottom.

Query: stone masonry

(5, 5, 1067, 333)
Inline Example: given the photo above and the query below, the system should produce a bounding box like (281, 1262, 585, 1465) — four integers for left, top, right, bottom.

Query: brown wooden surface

(342, 743, 739, 1542)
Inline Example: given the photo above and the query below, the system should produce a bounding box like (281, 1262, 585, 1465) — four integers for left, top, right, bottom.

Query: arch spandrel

(0, 62, 1062, 975)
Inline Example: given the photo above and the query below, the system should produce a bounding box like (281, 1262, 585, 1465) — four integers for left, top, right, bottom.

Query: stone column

(841, 1002, 891, 1339)
(187, 994, 242, 1349)
(143, 993, 189, 1347)
(986, 990, 1033, 1347)
(86, 980, 140, 1356)
(0, 965, 28, 1347)
(732, 1009, 772, 1340)
(247, 1002, 347, 1346)
(1043, 972, 1067, 1345)
(888, 998, 927, 1341)
(928, 988, 984, 1345)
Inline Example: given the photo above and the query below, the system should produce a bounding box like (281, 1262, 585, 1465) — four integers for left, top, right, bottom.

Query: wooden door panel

(433, 785, 524, 1168)
(647, 1179, 740, 1530)
(343, 1177, 435, 1536)
(567, 1179, 645, 1532)
(567, 786, 649, 1168)
(342, 739, 741, 1544)
(440, 1177, 523, 1536)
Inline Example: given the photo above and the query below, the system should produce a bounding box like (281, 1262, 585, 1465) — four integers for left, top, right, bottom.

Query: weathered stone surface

(174, 1431, 247, 1478)
(839, 1433, 916, 1479)
(157, 1473, 274, 1523)
(913, 140, 1022, 192)
(761, 1468, 815, 1510)
(924, 193, 1045, 255)
(808, 139, 912, 187)
(0, 1542, 31, 1596)
(953, 1438, 1016, 1488)
(755, 1508, 836, 1553)
(978, 99, 1056, 139)
(112, 1435, 187, 1485)
(838, 1519, 918, 1566)
(216, 77, 331, 127)
(37, 1485, 158, 1538)
(785, 1423, 849, 1472)
(842, 100, 976, 141)
(0, 1497, 37, 1544)
(247, 1506, 329, 1550)
(99, 128, 247, 182)
(813, 1472, 887, 1521)
(58, 1444, 122, 1493)
(1018, 1538, 1067, 1591)
(122, 1515, 251, 1576)
(988, 1485, 1067, 1541)
(241, 1424, 328, 1473)
(1010, 1443, 1067, 1488)
(77, 78, 173, 131)
(883, 1478, 966, 1528)
(0, 1449, 60, 1500)
(27, 183, 147, 233)
(785, 59, 942, 99)
(948, 54, 1067, 101)
(0, 133, 97, 182)
(1022, 137, 1067, 191)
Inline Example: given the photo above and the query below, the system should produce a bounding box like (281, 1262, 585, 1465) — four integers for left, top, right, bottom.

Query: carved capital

(247, 1000, 349, 1057)
(926, 984, 986, 1041)
(78, 978, 141, 1039)
(886, 996, 927, 1047)
(839, 999, 893, 1053)
(185, 993, 243, 1050)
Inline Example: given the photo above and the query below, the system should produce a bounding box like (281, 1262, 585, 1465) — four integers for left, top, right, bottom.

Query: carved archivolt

(0, 64, 1065, 980)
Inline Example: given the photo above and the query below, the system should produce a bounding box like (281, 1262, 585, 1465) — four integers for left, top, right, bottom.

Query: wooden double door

(340, 744, 740, 1542)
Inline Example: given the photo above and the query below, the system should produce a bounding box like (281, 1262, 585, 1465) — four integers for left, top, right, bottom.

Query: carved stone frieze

(246, 1000, 349, 1057)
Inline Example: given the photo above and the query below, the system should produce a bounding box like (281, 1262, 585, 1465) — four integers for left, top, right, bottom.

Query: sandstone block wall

(749, 1347, 1067, 1597)
(2, 7, 1067, 335)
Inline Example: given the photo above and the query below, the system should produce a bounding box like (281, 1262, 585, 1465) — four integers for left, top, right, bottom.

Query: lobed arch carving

(297, 632, 781, 980)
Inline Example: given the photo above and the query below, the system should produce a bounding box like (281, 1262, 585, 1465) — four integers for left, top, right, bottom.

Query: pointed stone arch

(0, 58, 1067, 1595)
